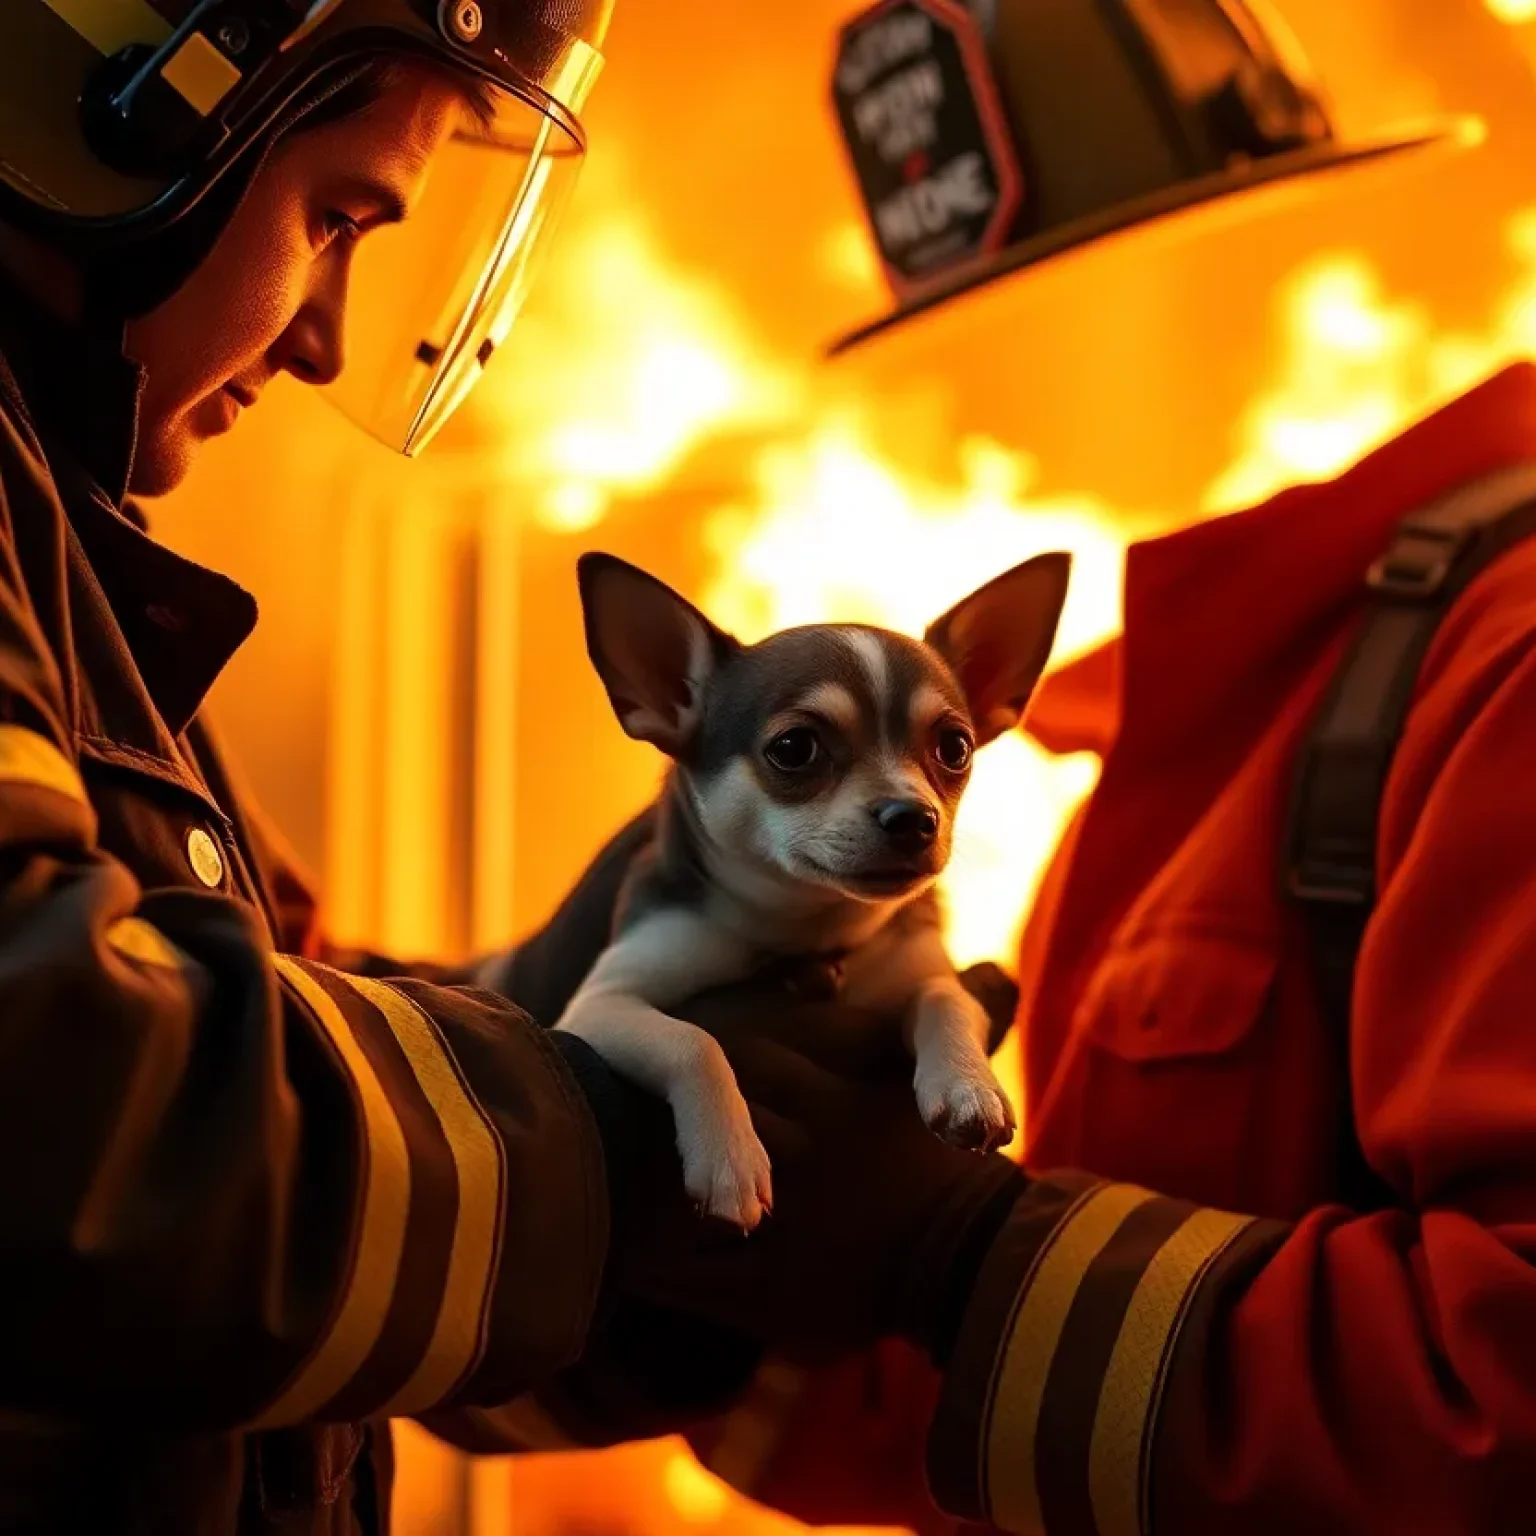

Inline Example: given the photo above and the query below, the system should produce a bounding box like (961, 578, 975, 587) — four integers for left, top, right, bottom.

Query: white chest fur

(554, 885, 1014, 1230)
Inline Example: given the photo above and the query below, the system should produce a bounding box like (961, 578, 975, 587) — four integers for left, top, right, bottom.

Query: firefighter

(505, 4, 1536, 1534)
(0, 1, 809, 1529)
(0, 0, 1030, 1527)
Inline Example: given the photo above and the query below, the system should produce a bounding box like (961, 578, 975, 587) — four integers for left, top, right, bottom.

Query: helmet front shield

(0, 0, 608, 452)
(323, 44, 600, 454)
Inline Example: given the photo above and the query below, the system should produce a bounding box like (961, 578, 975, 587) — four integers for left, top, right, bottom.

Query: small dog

(556, 550, 1071, 1229)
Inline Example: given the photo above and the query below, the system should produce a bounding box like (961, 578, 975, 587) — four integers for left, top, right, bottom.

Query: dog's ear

(578, 554, 738, 757)
(924, 552, 1072, 747)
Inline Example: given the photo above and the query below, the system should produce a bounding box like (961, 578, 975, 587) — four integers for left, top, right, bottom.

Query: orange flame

(279, 5, 1536, 1530)
(372, 12, 1536, 1529)
(482, 208, 799, 532)
(501, 201, 1137, 976)
(1208, 213, 1536, 514)
(496, 194, 1536, 1007)
(1489, 0, 1536, 24)
(456, 193, 1536, 1533)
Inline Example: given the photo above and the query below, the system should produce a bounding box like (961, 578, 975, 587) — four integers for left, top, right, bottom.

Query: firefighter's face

(124, 68, 463, 495)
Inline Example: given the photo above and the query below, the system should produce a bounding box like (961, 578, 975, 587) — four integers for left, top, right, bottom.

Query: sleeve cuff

(549, 1031, 636, 1235)
(928, 1175, 1285, 1535)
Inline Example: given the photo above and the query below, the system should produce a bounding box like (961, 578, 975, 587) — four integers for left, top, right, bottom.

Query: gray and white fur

(556, 550, 1072, 1229)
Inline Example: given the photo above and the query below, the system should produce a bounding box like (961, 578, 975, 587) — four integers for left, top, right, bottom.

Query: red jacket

(709, 363, 1536, 1536)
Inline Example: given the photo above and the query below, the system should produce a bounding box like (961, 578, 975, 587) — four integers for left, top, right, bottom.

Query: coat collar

(0, 276, 258, 738)
(1027, 362, 1536, 765)
(68, 498, 259, 740)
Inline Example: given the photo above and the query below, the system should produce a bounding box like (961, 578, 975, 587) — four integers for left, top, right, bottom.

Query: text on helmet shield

(831, 0, 1024, 297)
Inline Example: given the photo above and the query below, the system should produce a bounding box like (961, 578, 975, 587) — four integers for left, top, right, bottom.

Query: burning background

(150, 0, 1536, 1530)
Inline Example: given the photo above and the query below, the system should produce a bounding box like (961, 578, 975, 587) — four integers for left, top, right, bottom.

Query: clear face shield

(323, 43, 601, 456)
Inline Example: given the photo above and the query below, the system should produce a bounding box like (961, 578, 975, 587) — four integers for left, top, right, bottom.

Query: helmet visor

(325, 47, 598, 455)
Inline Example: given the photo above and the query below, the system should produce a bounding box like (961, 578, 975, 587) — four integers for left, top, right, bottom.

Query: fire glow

(363, 6, 1536, 1532)
(477, 176, 1536, 1536)
(500, 205, 1536, 992)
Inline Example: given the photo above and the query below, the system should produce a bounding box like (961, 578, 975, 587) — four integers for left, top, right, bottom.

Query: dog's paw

(682, 1125, 774, 1232)
(916, 1069, 1017, 1153)
(667, 1038, 773, 1230)
(673, 1076, 773, 1231)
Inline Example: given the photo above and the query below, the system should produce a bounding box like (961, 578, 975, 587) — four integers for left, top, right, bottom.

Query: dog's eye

(764, 727, 821, 772)
(934, 728, 974, 773)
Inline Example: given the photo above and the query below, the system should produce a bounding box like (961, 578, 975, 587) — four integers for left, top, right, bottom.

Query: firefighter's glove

(616, 965, 1028, 1368)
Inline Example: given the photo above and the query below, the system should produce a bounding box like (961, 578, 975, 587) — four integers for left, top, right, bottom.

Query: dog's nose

(874, 799, 939, 849)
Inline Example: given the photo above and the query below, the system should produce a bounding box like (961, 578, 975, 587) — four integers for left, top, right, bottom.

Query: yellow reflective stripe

(1088, 1208, 1257, 1536)
(260, 957, 411, 1427)
(0, 724, 86, 806)
(39, 0, 170, 55)
(106, 916, 186, 971)
(341, 973, 504, 1413)
(160, 30, 241, 115)
(986, 1183, 1154, 1535)
(42, 1, 238, 116)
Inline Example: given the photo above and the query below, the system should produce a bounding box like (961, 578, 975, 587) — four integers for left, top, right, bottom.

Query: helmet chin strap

(81, 58, 376, 337)
(81, 151, 260, 330)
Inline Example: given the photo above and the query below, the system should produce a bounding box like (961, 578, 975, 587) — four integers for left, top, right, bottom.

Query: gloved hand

(614, 963, 1028, 1368)
(491, 810, 1025, 1387)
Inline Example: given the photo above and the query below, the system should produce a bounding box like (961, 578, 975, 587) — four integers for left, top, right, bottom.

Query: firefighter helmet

(827, 0, 1475, 356)
(0, 0, 614, 453)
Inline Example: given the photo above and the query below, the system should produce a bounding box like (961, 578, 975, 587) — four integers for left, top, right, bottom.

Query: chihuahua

(556, 550, 1072, 1229)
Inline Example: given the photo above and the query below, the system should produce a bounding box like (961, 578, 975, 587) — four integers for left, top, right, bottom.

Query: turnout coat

(0, 283, 613, 1530)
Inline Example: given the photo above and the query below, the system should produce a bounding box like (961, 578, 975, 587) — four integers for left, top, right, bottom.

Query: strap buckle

(1286, 857, 1374, 907)
(1366, 520, 1475, 599)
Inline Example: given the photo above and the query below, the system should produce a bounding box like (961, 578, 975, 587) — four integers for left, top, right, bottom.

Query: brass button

(186, 827, 225, 888)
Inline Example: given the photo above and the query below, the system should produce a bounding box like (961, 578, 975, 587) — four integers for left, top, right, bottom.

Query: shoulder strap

(1286, 460, 1536, 1211)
